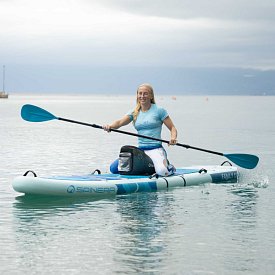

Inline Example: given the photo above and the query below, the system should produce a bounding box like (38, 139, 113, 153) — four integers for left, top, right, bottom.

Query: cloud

(0, 0, 274, 70)
(97, 0, 275, 21)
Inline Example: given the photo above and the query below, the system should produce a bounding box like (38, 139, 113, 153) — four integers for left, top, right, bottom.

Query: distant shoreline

(5, 92, 275, 97)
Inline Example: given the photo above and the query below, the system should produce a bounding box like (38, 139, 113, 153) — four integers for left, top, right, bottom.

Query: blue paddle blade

(21, 104, 57, 122)
(224, 153, 259, 169)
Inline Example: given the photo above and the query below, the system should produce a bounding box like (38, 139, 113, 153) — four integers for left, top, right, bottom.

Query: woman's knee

(155, 163, 175, 177)
(155, 165, 169, 177)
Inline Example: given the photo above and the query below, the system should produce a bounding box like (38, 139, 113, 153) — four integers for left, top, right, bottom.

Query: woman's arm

(103, 115, 131, 132)
(163, 116, 178, 145)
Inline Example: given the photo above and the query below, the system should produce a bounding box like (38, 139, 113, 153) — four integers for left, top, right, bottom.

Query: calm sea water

(0, 95, 274, 275)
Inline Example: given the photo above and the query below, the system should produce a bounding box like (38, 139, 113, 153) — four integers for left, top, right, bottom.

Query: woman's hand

(169, 138, 177, 146)
(163, 116, 178, 146)
(103, 116, 131, 133)
(103, 125, 111, 132)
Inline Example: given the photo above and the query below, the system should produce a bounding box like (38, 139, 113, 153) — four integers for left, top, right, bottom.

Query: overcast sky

(1, 0, 275, 94)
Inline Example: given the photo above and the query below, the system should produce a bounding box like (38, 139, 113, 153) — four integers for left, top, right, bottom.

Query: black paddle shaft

(20, 104, 258, 169)
(58, 117, 224, 157)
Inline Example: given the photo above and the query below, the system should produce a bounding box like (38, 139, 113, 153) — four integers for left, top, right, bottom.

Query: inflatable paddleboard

(12, 164, 238, 197)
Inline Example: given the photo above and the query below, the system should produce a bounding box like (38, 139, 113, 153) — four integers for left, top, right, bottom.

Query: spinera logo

(67, 185, 75, 193)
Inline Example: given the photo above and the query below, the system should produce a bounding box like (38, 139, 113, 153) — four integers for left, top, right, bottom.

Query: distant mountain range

(3, 65, 275, 95)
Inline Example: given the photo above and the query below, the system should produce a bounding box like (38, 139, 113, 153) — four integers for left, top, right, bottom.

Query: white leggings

(144, 147, 173, 177)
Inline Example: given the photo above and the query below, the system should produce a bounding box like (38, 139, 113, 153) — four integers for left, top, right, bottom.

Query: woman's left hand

(163, 116, 178, 146)
(169, 139, 177, 146)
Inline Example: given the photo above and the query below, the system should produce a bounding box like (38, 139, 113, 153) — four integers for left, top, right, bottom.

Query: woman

(103, 83, 178, 176)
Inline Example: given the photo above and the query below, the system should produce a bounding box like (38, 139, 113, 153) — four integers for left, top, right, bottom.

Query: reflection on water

(230, 186, 258, 224)
(14, 194, 110, 208)
(224, 185, 259, 273)
(114, 192, 174, 273)
(11, 195, 120, 274)
(12, 192, 176, 274)
(13, 194, 109, 218)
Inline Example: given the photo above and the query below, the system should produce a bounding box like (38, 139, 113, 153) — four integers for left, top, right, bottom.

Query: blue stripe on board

(175, 168, 200, 174)
(116, 181, 157, 194)
(116, 183, 138, 194)
(137, 181, 157, 192)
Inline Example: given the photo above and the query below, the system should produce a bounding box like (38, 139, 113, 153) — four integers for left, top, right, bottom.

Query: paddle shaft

(20, 104, 259, 169)
(58, 117, 224, 157)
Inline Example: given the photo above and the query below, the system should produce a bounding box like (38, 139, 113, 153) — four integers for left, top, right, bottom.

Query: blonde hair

(132, 83, 156, 124)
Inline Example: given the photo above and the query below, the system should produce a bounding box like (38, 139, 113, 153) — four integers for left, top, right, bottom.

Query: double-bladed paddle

(21, 104, 259, 169)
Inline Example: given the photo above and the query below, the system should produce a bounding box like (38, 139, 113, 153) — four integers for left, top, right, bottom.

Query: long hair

(132, 83, 156, 124)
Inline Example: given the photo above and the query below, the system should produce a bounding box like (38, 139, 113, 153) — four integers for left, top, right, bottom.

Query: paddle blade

(224, 153, 259, 169)
(21, 104, 57, 122)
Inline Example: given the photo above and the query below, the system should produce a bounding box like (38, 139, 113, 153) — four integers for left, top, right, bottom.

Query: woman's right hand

(103, 115, 131, 132)
(102, 125, 111, 132)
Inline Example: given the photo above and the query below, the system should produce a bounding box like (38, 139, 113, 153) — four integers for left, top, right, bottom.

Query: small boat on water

(0, 65, 8, 99)
(0, 91, 8, 98)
